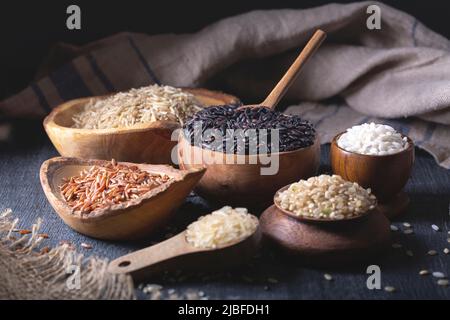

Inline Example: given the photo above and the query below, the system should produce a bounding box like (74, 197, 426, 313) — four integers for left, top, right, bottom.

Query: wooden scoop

(108, 226, 261, 280)
(40, 157, 206, 240)
(240, 29, 326, 110)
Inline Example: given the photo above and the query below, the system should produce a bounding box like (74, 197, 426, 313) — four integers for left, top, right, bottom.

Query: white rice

(338, 122, 408, 156)
(186, 206, 259, 249)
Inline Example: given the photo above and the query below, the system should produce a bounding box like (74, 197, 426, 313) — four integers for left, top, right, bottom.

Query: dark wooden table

(1, 120, 449, 299)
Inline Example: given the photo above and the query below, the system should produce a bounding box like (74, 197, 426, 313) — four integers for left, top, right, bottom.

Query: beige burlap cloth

(1, 1, 449, 167)
(0, 209, 135, 299)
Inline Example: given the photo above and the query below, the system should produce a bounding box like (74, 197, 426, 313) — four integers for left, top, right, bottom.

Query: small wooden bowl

(330, 132, 414, 203)
(43, 88, 239, 165)
(40, 157, 205, 240)
(273, 184, 374, 223)
(260, 205, 391, 266)
(177, 133, 320, 210)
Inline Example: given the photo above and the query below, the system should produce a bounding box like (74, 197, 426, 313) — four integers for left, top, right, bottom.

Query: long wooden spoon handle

(263, 29, 327, 110)
(108, 232, 195, 275)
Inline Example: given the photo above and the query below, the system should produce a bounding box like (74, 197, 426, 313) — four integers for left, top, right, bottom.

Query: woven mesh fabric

(0, 209, 135, 300)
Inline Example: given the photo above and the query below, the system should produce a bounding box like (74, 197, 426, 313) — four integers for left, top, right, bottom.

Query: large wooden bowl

(330, 132, 414, 203)
(40, 157, 205, 240)
(43, 88, 239, 165)
(177, 133, 320, 210)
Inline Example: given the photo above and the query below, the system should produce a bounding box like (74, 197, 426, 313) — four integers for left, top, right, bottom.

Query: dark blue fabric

(87, 54, 116, 92)
(128, 36, 161, 85)
(30, 83, 51, 113)
(49, 62, 92, 100)
(1, 123, 449, 299)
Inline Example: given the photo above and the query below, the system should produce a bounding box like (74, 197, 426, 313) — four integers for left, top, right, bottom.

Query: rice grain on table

(60, 160, 172, 214)
(419, 270, 430, 276)
(72, 85, 202, 129)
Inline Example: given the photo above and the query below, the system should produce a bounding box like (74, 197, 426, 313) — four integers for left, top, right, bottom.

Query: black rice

(182, 105, 316, 154)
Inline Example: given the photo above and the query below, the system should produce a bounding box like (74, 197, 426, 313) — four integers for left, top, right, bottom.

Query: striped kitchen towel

(1, 1, 450, 168)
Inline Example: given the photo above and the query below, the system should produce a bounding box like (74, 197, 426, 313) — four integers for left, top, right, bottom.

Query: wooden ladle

(108, 226, 261, 280)
(240, 29, 326, 110)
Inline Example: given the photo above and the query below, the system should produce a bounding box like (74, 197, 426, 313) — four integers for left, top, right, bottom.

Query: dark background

(1, 0, 449, 100)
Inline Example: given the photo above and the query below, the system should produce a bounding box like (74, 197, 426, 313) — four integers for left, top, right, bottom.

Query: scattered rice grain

(324, 274, 333, 281)
(437, 279, 449, 286)
(432, 272, 446, 279)
(81, 242, 93, 249)
(419, 270, 430, 276)
(384, 286, 396, 293)
(403, 222, 412, 228)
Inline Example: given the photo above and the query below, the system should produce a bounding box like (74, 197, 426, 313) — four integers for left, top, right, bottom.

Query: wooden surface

(108, 228, 262, 282)
(43, 88, 240, 165)
(2, 125, 450, 299)
(260, 205, 391, 266)
(40, 157, 205, 240)
(330, 133, 415, 202)
(242, 29, 326, 109)
(377, 191, 410, 220)
(178, 134, 321, 210)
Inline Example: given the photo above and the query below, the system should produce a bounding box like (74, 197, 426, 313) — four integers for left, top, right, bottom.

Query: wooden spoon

(240, 29, 326, 110)
(108, 226, 261, 280)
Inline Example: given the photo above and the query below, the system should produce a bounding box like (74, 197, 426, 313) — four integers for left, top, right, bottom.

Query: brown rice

(275, 175, 376, 220)
(72, 84, 202, 129)
(59, 159, 172, 214)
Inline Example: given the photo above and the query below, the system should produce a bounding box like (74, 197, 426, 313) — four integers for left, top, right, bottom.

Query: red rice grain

(60, 160, 171, 214)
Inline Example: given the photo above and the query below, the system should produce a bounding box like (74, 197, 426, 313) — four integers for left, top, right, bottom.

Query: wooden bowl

(273, 184, 375, 223)
(177, 133, 320, 210)
(330, 132, 414, 203)
(40, 157, 205, 240)
(43, 88, 240, 165)
(260, 205, 391, 266)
